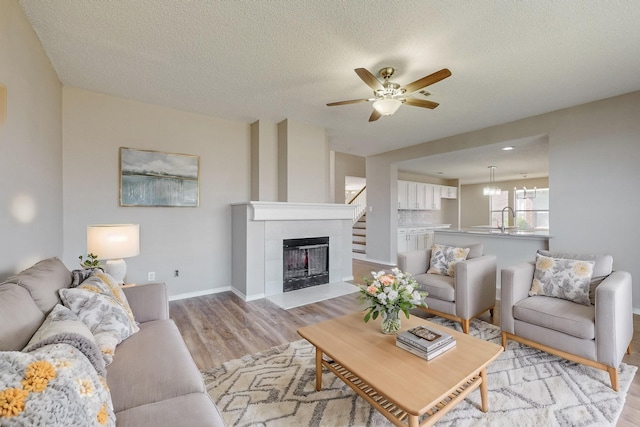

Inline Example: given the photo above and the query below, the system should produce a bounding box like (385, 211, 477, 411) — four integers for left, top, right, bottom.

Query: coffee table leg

(480, 368, 488, 412)
(408, 415, 419, 427)
(315, 347, 323, 391)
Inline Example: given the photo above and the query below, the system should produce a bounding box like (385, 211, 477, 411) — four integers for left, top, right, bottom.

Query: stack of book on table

(396, 325, 456, 360)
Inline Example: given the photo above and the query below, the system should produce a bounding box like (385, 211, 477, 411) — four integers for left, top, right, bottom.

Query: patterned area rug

(203, 317, 636, 426)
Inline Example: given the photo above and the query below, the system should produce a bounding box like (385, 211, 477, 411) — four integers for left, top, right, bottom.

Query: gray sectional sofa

(0, 257, 225, 426)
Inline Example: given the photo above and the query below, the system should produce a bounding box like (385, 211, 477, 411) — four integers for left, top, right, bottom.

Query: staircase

(348, 186, 367, 255)
(352, 213, 367, 254)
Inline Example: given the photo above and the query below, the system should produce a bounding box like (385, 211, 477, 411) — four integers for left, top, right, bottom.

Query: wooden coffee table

(297, 312, 503, 427)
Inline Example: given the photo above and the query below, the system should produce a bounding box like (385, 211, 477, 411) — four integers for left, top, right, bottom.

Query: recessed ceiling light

(502, 146, 514, 151)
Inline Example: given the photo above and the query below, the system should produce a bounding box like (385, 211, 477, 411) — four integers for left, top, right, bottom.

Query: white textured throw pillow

(59, 272, 139, 365)
(529, 254, 594, 306)
(427, 244, 470, 277)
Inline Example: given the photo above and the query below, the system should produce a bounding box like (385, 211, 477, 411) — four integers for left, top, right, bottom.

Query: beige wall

(334, 152, 365, 203)
(0, 0, 63, 277)
(251, 120, 278, 201)
(460, 177, 548, 228)
(62, 87, 251, 298)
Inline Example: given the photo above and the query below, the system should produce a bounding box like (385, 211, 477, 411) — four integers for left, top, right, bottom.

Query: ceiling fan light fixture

(372, 98, 402, 116)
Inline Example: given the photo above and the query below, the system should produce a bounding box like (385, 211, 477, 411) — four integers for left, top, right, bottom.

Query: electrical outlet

(174, 269, 179, 277)
(148, 272, 155, 281)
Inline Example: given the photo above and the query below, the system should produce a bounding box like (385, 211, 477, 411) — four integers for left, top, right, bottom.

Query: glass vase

(381, 308, 401, 334)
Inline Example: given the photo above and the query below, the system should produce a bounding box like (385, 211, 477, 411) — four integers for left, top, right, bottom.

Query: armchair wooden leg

(461, 319, 470, 334)
(627, 345, 631, 355)
(489, 307, 494, 317)
(607, 366, 619, 392)
(501, 332, 507, 349)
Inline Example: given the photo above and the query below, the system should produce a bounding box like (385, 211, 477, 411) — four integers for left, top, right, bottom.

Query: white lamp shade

(87, 224, 140, 260)
(372, 98, 402, 116)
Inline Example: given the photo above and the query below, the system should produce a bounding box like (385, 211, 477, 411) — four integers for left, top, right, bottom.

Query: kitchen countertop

(398, 224, 451, 229)
(435, 228, 551, 240)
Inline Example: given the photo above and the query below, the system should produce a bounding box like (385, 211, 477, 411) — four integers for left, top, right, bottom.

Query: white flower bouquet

(359, 268, 427, 333)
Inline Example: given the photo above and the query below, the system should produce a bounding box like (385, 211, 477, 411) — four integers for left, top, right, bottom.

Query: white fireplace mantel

(241, 201, 355, 221)
(231, 201, 355, 301)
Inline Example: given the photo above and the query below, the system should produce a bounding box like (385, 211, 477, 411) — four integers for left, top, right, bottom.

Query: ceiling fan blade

(369, 109, 381, 122)
(400, 68, 451, 94)
(327, 98, 371, 106)
(403, 98, 440, 109)
(355, 68, 383, 91)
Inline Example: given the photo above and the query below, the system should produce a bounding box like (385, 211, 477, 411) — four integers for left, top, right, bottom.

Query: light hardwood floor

(170, 258, 640, 426)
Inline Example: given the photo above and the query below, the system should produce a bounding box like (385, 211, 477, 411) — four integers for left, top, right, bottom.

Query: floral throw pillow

(59, 272, 139, 366)
(427, 244, 470, 277)
(529, 254, 595, 306)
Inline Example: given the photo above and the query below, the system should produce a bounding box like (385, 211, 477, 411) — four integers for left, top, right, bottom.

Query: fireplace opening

(283, 237, 329, 292)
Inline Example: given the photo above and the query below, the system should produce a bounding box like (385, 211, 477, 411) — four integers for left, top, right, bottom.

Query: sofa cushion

(537, 250, 612, 278)
(529, 254, 594, 306)
(1, 257, 72, 314)
(427, 244, 470, 277)
(466, 243, 483, 260)
(413, 273, 455, 302)
(513, 295, 595, 340)
(114, 393, 226, 427)
(59, 272, 140, 366)
(537, 250, 613, 304)
(107, 319, 205, 413)
(0, 284, 46, 351)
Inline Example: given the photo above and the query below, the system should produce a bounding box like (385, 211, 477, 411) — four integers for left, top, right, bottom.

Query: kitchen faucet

(500, 206, 516, 233)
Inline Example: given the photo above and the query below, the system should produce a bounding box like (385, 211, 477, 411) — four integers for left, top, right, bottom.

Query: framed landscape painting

(120, 147, 200, 207)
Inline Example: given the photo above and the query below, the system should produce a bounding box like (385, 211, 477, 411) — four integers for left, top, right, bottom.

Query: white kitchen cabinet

(398, 228, 433, 253)
(407, 182, 417, 210)
(398, 180, 444, 210)
(431, 185, 441, 210)
(415, 183, 427, 210)
(441, 186, 458, 199)
(417, 228, 427, 250)
(398, 181, 409, 209)
(397, 228, 418, 252)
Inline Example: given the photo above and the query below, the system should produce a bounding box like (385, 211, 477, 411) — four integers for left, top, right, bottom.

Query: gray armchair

(501, 250, 633, 391)
(398, 243, 497, 334)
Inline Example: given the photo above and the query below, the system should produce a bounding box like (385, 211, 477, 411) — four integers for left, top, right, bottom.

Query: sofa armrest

(595, 271, 633, 367)
(500, 262, 535, 334)
(454, 255, 497, 319)
(397, 249, 431, 276)
(123, 282, 169, 323)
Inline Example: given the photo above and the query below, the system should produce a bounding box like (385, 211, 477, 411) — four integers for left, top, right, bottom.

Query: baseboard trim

(230, 287, 265, 302)
(168, 286, 231, 301)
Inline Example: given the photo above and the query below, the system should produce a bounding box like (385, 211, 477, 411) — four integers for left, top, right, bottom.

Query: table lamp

(87, 224, 140, 284)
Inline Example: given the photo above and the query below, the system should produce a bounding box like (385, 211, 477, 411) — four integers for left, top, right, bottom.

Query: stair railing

(348, 186, 366, 225)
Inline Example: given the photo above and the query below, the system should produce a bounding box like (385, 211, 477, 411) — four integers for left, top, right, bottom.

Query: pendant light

(483, 166, 502, 196)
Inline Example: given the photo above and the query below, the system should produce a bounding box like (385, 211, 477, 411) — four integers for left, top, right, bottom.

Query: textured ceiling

(19, 0, 640, 179)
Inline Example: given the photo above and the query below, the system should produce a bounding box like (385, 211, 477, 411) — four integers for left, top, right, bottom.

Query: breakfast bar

(434, 229, 550, 289)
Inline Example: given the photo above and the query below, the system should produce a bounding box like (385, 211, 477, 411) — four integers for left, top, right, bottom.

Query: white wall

(366, 91, 640, 310)
(278, 119, 329, 203)
(62, 87, 251, 298)
(0, 0, 63, 278)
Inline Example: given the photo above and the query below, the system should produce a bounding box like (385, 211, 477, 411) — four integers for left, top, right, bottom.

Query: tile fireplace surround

(231, 202, 355, 302)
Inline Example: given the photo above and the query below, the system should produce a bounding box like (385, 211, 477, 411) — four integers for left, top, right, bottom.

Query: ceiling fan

(327, 67, 451, 122)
